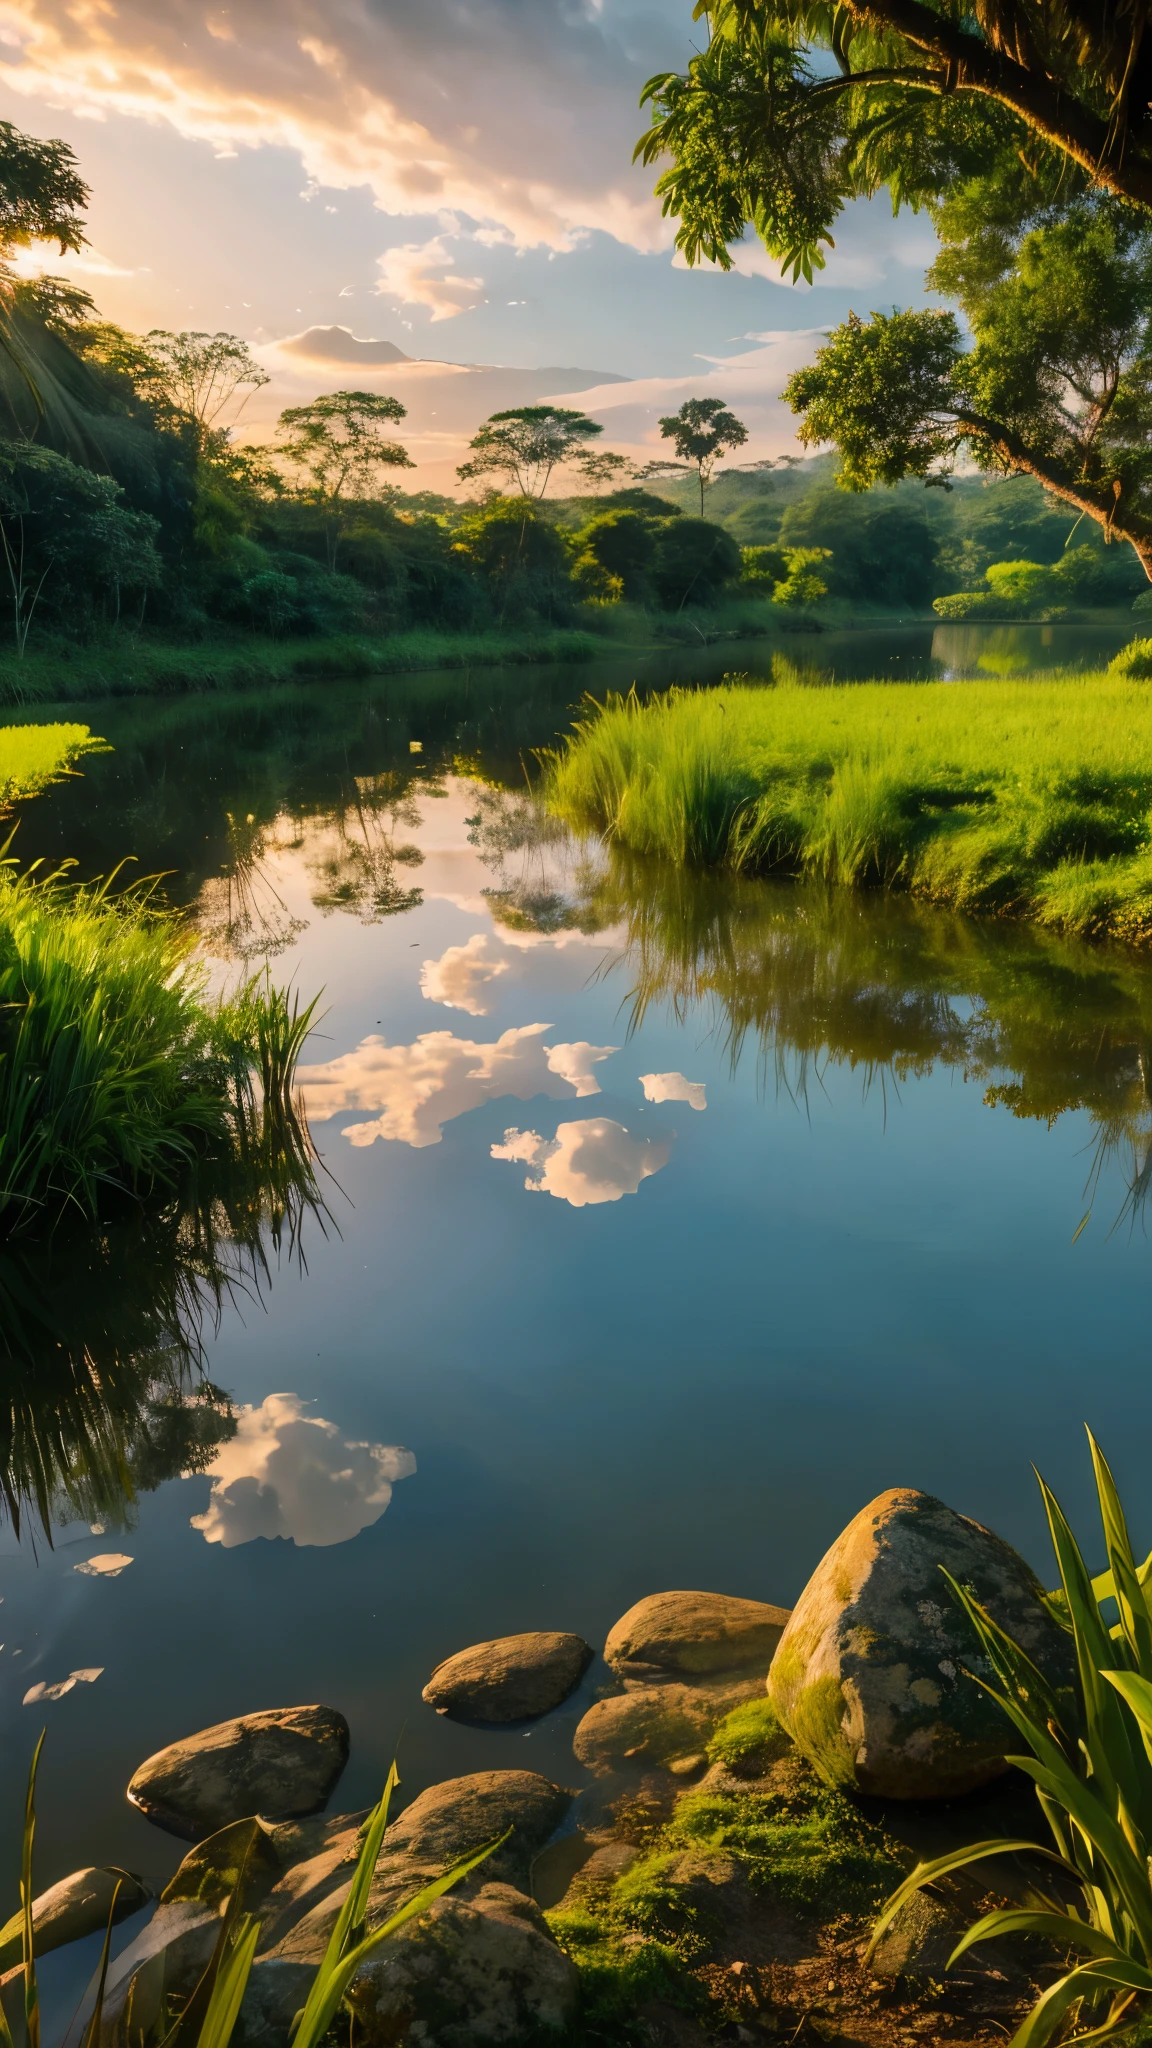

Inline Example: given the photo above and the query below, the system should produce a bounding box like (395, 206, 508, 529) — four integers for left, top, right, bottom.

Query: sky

(0, 0, 944, 488)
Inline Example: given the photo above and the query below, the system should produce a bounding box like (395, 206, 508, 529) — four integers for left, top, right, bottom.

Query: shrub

(1109, 637, 1152, 680)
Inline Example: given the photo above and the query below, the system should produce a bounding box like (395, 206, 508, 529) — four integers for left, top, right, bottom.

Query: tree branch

(836, 0, 1152, 208)
(953, 404, 1152, 575)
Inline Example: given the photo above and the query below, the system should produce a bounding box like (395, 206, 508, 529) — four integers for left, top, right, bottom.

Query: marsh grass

(547, 677, 1152, 942)
(0, 859, 319, 1234)
(0, 723, 104, 808)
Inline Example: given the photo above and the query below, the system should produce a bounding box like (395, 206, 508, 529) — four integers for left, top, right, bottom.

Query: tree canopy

(636, 1, 1152, 286)
(457, 406, 607, 497)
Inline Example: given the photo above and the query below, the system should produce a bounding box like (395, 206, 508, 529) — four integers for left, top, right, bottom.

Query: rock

(367, 1770, 571, 1916)
(161, 1817, 281, 1909)
(94, 1899, 221, 2040)
(346, 1882, 578, 2046)
(767, 1487, 1074, 1799)
(0, 1866, 152, 1969)
(127, 1706, 350, 1841)
(422, 1632, 593, 1722)
(574, 1676, 760, 1773)
(253, 1816, 366, 1952)
(605, 1592, 790, 1681)
(871, 1891, 1029, 1996)
(234, 1959, 317, 2048)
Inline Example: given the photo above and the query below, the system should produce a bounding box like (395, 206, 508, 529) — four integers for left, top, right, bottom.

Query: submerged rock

(767, 1487, 1073, 1798)
(346, 1882, 578, 2046)
(0, 1866, 151, 1970)
(127, 1706, 350, 1840)
(605, 1591, 790, 1681)
(574, 1676, 761, 1772)
(422, 1631, 593, 1722)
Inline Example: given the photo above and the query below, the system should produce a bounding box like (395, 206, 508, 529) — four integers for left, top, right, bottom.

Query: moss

(546, 1899, 708, 2043)
(705, 1697, 790, 1776)
(785, 1674, 859, 1790)
(664, 1756, 905, 1916)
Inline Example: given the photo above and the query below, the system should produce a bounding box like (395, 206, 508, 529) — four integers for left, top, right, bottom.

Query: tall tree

(646, 397, 749, 514)
(275, 390, 413, 568)
(783, 196, 1152, 580)
(457, 406, 606, 498)
(134, 330, 269, 441)
(635, 2, 1152, 286)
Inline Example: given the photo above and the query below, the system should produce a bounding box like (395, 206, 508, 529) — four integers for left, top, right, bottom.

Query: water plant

(545, 677, 1152, 943)
(0, 858, 319, 1234)
(871, 1431, 1152, 2045)
(0, 1747, 502, 2048)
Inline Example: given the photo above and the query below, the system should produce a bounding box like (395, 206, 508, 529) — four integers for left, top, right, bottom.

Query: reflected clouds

(420, 932, 511, 1015)
(190, 1393, 415, 1549)
(492, 1118, 672, 1206)
(298, 1024, 616, 1147)
(641, 1072, 707, 1111)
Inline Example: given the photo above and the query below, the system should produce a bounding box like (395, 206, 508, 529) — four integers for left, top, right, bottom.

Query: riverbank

(0, 600, 952, 706)
(546, 672, 1152, 944)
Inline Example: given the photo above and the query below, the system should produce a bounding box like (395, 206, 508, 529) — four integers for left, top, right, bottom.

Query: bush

(1109, 637, 1152, 679)
(650, 517, 741, 608)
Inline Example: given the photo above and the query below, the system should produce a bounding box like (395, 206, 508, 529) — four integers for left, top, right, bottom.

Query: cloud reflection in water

(492, 1118, 672, 1207)
(190, 1393, 416, 1548)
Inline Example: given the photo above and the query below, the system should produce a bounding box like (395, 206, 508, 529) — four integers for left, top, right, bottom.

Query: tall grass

(0, 860, 319, 1234)
(871, 1433, 1152, 2046)
(546, 678, 1152, 942)
(0, 724, 104, 808)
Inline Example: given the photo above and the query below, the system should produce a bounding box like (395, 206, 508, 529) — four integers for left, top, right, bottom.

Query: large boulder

(606, 1592, 790, 1681)
(767, 1488, 1074, 1798)
(127, 1706, 350, 1840)
(422, 1632, 592, 1722)
(346, 1883, 578, 2046)
(0, 1867, 151, 1970)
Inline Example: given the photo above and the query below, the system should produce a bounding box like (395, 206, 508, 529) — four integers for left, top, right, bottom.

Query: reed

(0, 859, 319, 1234)
(872, 1432, 1152, 2046)
(546, 677, 1152, 942)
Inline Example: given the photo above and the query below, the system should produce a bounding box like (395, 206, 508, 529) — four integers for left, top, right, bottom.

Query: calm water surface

(4, 620, 1152, 1894)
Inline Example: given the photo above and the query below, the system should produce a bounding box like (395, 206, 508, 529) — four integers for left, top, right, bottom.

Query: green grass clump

(0, 722, 104, 808)
(545, 1899, 707, 2042)
(546, 675, 1152, 942)
(0, 862, 316, 1233)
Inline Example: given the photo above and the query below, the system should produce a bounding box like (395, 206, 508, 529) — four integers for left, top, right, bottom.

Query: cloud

(640, 1071, 707, 1111)
(546, 330, 830, 466)
(297, 1022, 617, 1146)
(23, 1668, 103, 1705)
(73, 1552, 134, 1576)
(492, 1117, 672, 1206)
(376, 235, 485, 321)
(420, 932, 511, 1014)
(189, 1393, 416, 1549)
(0, 0, 682, 254)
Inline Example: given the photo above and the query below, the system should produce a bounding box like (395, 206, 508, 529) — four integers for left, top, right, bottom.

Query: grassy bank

(546, 674, 1152, 943)
(0, 597, 929, 705)
(0, 857, 316, 1235)
(0, 722, 105, 807)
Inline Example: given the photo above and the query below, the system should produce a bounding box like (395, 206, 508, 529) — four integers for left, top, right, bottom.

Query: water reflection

(190, 1392, 415, 1548)
(491, 1118, 673, 1207)
(0, 1075, 326, 1544)
(298, 1024, 617, 1148)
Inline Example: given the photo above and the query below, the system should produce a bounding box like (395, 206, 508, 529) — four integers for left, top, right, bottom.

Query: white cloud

(189, 1393, 415, 1549)
(640, 1071, 707, 1111)
(297, 1023, 617, 1147)
(420, 932, 511, 1014)
(492, 1117, 671, 1206)
(0, 0, 679, 254)
(73, 1553, 134, 1577)
(23, 1668, 103, 1705)
(376, 235, 485, 321)
(545, 331, 830, 467)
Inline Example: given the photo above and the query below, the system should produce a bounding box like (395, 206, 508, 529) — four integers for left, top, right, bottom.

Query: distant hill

(274, 324, 625, 388)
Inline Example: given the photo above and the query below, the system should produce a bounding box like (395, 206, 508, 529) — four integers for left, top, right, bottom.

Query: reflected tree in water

(197, 809, 308, 961)
(0, 1048, 328, 1543)
(306, 773, 425, 922)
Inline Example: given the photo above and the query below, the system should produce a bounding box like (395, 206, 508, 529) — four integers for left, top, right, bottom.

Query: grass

(0, 723, 105, 808)
(872, 1431, 1152, 2046)
(546, 673, 1152, 943)
(0, 859, 318, 1235)
(0, 624, 607, 704)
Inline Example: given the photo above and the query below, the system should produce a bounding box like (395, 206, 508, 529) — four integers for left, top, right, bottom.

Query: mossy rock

(767, 1487, 1074, 1798)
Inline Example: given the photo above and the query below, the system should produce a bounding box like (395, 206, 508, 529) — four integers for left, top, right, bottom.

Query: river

(3, 616, 1151, 1904)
